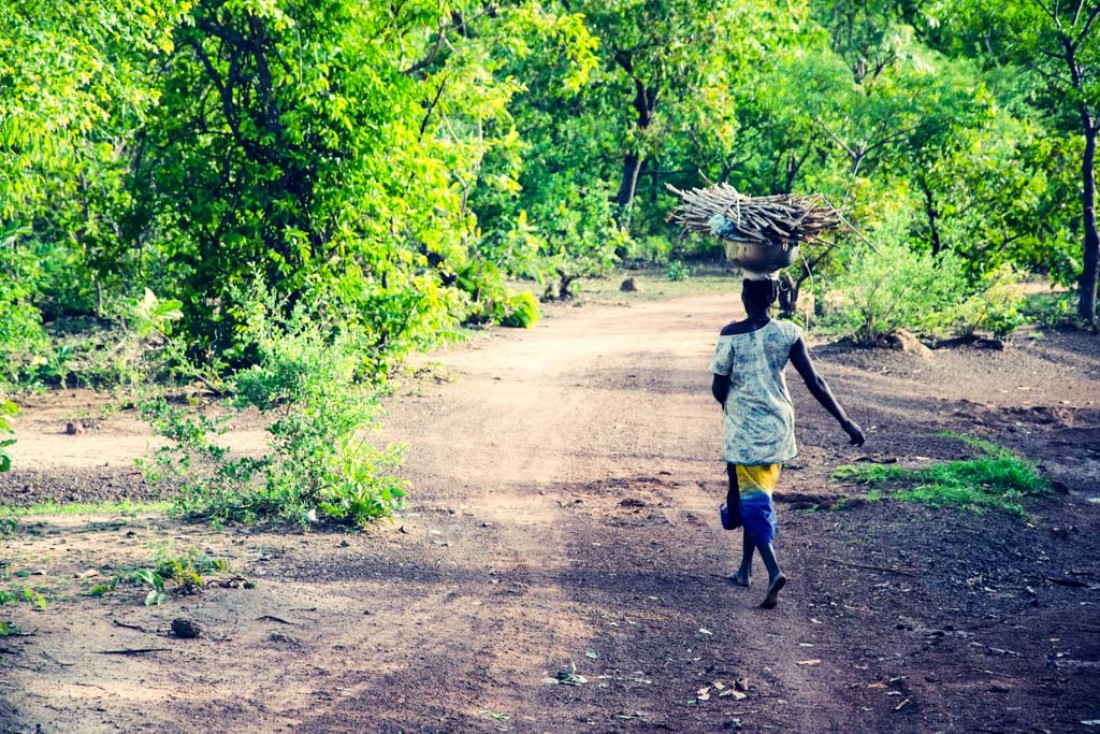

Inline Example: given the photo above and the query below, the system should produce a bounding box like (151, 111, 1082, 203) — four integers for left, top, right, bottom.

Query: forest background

(2, 0, 1098, 523)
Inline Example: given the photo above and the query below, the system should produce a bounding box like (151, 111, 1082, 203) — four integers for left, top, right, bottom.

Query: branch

(1034, 0, 1064, 29)
(418, 77, 448, 141)
(187, 38, 249, 155)
(812, 116, 860, 164)
(402, 26, 448, 76)
(1074, 1, 1100, 44)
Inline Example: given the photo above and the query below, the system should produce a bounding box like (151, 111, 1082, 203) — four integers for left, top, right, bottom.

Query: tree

(938, 0, 1100, 324)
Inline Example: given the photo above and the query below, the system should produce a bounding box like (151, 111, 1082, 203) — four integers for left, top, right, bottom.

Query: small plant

(0, 620, 25, 637)
(94, 548, 231, 606)
(498, 290, 541, 328)
(819, 239, 967, 342)
(832, 433, 1047, 517)
(0, 586, 47, 610)
(1022, 290, 1080, 330)
(665, 260, 691, 282)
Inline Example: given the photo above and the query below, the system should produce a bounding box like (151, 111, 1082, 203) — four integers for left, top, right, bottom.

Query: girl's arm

(712, 373, 730, 405)
(789, 338, 865, 446)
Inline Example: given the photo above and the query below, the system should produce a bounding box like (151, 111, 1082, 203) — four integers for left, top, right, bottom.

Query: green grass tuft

(832, 433, 1047, 517)
(0, 500, 171, 518)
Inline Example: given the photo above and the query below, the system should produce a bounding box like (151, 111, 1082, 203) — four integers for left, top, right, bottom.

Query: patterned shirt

(711, 319, 803, 465)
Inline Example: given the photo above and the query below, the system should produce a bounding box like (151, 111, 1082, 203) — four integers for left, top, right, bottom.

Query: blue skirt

(740, 491, 777, 546)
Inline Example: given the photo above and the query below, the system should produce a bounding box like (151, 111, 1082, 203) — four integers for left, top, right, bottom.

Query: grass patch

(832, 433, 1047, 517)
(0, 500, 171, 518)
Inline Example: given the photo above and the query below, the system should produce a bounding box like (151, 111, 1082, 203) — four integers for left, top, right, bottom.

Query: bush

(818, 239, 967, 342)
(142, 292, 406, 527)
(498, 290, 541, 328)
(531, 182, 630, 299)
(1022, 289, 1081, 330)
(953, 264, 1028, 339)
(0, 225, 50, 386)
(665, 260, 691, 281)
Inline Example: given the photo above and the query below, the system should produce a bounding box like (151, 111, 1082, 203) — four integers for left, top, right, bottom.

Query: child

(711, 278, 865, 609)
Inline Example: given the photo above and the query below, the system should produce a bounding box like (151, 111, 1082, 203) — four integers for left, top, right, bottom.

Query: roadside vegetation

(834, 433, 1050, 517)
(2, 0, 1098, 525)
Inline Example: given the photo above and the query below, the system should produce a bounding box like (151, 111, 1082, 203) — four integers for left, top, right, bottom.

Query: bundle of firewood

(665, 183, 843, 249)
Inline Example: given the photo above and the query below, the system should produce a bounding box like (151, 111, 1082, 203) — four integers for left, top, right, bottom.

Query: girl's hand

(842, 420, 866, 446)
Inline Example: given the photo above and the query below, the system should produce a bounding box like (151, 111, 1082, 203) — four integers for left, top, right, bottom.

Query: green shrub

(143, 291, 406, 527)
(92, 548, 232, 606)
(818, 239, 967, 342)
(498, 290, 541, 328)
(1022, 290, 1080, 330)
(953, 264, 1028, 339)
(665, 260, 691, 281)
(0, 225, 50, 386)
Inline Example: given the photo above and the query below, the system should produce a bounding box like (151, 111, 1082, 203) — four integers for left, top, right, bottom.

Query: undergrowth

(90, 548, 237, 606)
(141, 285, 407, 528)
(832, 433, 1048, 517)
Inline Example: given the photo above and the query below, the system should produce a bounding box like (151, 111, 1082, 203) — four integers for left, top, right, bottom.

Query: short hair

(742, 278, 778, 309)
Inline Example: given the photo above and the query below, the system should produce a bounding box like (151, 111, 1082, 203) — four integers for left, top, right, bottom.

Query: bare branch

(418, 76, 448, 142)
(812, 116, 859, 164)
(1074, 1, 1100, 44)
(1034, 0, 1064, 29)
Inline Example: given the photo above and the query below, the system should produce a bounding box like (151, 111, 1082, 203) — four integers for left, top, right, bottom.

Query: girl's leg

(725, 464, 742, 527)
(727, 465, 752, 586)
(732, 531, 753, 587)
(757, 543, 786, 609)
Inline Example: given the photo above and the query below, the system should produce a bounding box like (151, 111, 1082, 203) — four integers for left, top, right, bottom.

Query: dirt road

(1, 286, 1098, 733)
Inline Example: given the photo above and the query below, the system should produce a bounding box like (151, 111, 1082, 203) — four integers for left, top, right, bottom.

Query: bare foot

(728, 571, 751, 588)
(760, 574, 786, 609)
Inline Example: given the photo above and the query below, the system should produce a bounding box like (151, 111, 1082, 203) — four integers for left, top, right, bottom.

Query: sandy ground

(1, 282, 1099, 733)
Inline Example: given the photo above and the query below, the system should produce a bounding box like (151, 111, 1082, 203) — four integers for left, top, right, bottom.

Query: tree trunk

(920, 180, 942, 256)
(1080, 128, 1100, 324)
(616, 153, 644, 207)
(1061, 32, 1099, 324)
(616, 80, 656, 207)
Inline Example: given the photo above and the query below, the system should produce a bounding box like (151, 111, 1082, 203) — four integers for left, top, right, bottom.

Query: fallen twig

(1044, 575, 1089, 588)
(39, 650, 75, 666)
(827, 558, 922, 576)
(112, 619, 157, 634)
(97, 648, 171, 655)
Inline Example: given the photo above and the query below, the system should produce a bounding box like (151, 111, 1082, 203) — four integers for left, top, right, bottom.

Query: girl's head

(742, 278, 778, 316)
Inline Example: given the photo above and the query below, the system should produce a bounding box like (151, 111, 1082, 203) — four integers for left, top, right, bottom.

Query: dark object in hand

(720, 502, 742, 531)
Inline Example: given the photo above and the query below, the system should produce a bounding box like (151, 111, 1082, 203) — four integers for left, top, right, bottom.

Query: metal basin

(724, 240, 800, 272)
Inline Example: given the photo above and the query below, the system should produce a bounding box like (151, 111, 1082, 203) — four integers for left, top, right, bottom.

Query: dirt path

(2, 288, 1099, 733)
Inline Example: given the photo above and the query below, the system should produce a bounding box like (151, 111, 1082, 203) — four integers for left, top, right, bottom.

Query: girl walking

(711, 278, 865, 608)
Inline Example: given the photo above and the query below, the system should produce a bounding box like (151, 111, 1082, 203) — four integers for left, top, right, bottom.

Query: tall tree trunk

(616, 80, 655, 207)
(1062, 32, 1099, 324)
(1080, 127, 1100, 324)
(616, 152, 645, 207)
(920, 180, 942, 256)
